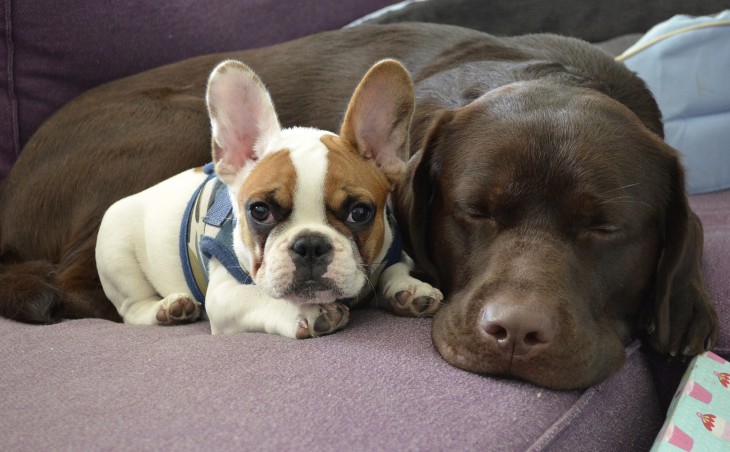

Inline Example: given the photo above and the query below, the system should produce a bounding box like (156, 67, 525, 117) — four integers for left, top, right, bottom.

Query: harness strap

(179, 166, 215, 303)
(384, 207, 403, 268)
(180, 163, 254, 305)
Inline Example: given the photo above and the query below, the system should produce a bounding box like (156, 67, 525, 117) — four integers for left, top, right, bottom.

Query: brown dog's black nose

(481, 303, 556, 356)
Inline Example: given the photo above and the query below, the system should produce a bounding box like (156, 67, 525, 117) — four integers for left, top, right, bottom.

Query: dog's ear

(339, 59, 415, 185)
(393, 110, 454, 285)
(206, 59, 281, 185)
(646, 155, 718, 358)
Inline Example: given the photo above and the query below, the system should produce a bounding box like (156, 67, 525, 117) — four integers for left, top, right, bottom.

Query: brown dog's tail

(0, 252, 63, 323)
(0, 243, 122, 324)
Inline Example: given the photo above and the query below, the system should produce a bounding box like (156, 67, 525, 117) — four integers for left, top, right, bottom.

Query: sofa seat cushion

(0, 311, 662, 450)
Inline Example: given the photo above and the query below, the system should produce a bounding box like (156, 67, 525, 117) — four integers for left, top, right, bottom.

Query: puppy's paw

(156, 293, 201, 325)
(385, 279, 443, 317)
(295, 302, 349, 339)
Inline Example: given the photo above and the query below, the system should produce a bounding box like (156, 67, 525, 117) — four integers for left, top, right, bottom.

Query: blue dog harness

(179, 163, 252, 304)
(179, 163, 403, 306)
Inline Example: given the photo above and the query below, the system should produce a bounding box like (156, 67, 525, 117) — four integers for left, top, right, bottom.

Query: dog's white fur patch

(235, 127, 366, 303)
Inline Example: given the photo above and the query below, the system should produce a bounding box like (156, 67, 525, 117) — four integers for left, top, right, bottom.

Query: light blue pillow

(619, 11, 730, 195)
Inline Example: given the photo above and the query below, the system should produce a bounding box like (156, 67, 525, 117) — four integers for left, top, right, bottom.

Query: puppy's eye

(248, 202, 274, 224)
(346, 204, 373, 224)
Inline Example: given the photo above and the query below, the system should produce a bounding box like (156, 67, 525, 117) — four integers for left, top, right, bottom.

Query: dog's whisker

(599, 196, 651, 208)
(599, 183, 640, 195)
(604, 200, 653, 208)
(600, 195, 634, 202)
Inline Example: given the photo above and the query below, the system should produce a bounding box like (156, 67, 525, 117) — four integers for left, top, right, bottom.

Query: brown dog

(0, 23, 717, 389)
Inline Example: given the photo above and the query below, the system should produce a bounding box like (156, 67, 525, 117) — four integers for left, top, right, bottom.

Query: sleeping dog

(0, 23, 717, 388)
(96, 59, 441, 337)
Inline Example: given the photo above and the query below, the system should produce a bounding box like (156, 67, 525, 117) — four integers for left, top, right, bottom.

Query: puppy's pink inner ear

(341, 60, 414, 184)
(352, 108, 409, 178)
(206, 61, 281, 183)
(211, 132, 256, 180)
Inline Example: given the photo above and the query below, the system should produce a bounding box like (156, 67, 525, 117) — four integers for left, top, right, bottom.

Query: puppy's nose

(481, 303, 555, 356)
(291, 235, 333, 262)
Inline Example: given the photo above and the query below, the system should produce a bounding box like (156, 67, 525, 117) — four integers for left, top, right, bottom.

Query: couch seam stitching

(526, 341, 643, 451)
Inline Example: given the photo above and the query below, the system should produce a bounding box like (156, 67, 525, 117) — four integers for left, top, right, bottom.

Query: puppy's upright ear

(206, 59, 281, 186)
(339, 59, 415, 185)
(646, 155, 718, 358)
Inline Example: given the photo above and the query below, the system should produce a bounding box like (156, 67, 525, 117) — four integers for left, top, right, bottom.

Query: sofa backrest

(0, 0, 396, 179)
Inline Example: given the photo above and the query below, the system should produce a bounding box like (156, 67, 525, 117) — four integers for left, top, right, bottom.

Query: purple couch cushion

(0, 311, 661, 450)
(0, 0, 397, 179)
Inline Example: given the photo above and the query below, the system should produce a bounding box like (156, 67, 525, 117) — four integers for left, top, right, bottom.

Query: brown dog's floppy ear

(647, 158, 718, 357)
(206, 59, 282, 186)
(339, 59, 415, 185)
(393, 109, 454, 285)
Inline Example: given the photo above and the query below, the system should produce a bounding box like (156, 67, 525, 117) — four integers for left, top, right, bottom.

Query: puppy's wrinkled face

(420, 82, 683, 389)
(206, 58, 414, 306)
(232, 127, 392, 304)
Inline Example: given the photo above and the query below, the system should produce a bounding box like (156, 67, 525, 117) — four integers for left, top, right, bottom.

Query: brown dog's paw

(156, 293, 201, 325)
(295, 302, 349, 339)
(387, 283, 443, 318)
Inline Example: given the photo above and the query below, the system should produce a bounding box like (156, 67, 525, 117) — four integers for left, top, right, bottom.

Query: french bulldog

(95, 59, 442, 338)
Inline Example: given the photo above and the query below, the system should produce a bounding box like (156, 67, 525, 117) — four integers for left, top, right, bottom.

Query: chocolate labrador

(0, 23, 717, 389)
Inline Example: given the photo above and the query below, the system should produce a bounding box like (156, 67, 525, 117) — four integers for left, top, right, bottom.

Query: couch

(1, 1, 728, 450)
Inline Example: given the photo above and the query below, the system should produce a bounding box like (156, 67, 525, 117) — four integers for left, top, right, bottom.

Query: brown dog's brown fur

(0, 24, 717, 388)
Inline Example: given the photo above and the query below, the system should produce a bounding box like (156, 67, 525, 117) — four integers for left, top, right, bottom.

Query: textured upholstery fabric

(0, 312, 662, 450)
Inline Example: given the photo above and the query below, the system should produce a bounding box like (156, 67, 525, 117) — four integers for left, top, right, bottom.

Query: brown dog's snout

(480, 301, 556, 357)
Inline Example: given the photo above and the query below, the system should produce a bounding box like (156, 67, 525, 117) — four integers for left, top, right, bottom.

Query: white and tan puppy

(96, 59, 442, 338)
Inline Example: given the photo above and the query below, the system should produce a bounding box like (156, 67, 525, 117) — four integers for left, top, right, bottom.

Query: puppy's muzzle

(290, 233, 333, 278)
(288, 233, 336, 296)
